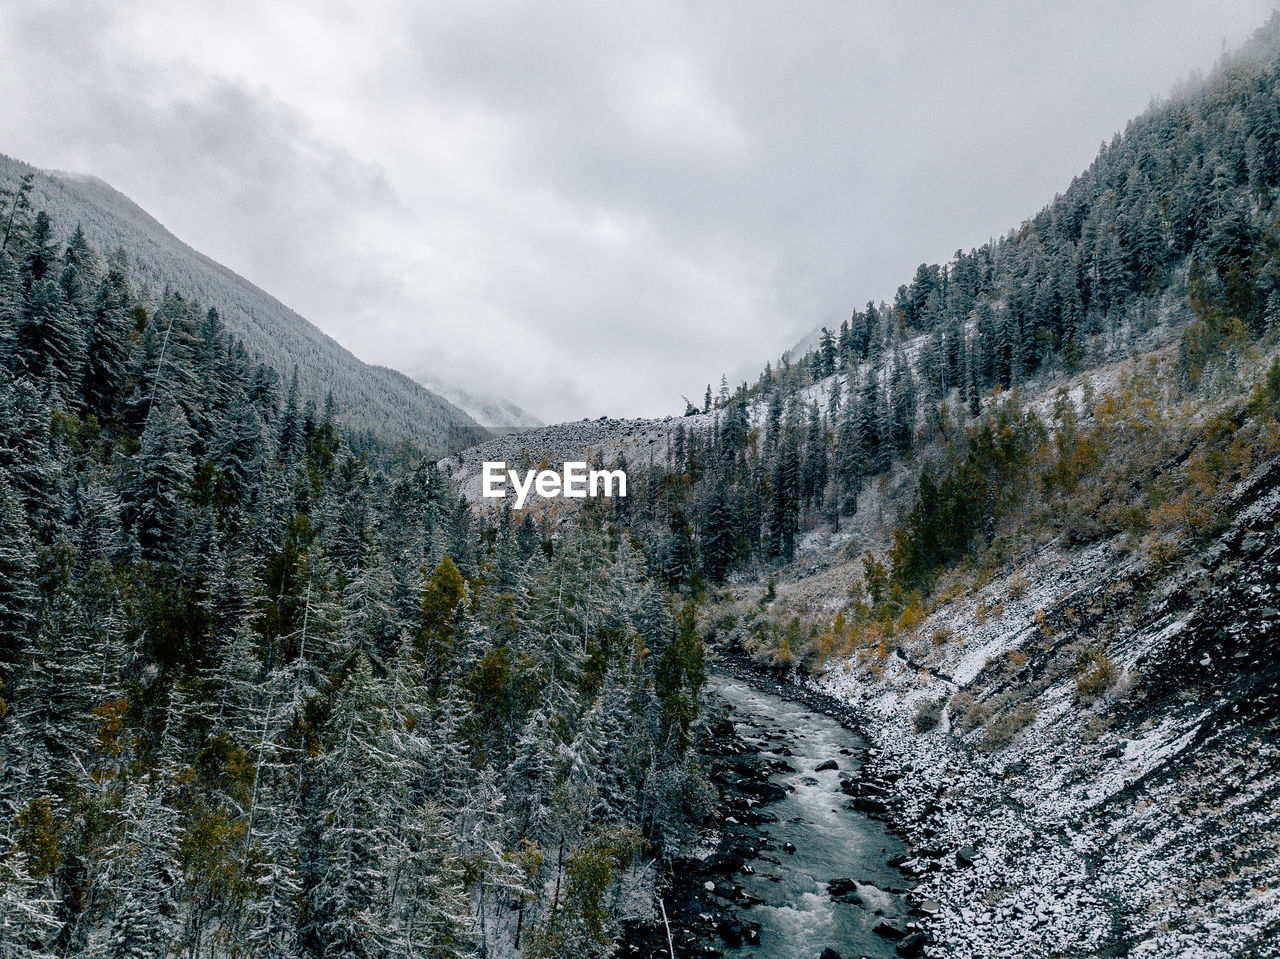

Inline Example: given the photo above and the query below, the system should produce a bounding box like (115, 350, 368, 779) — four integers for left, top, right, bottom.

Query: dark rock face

(819, 949, 844, 959)
(955, 845, 978, 868)
(815, 759, 840, 772)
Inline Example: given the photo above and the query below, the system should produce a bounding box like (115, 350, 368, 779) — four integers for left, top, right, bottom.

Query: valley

(3, 11, 1280, 959)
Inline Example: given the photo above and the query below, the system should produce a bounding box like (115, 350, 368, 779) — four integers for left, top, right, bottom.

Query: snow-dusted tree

(128, 400, 195, 564)
(563, 682, 629, 819)
(383, 801, 473, 959)
(302, 654, 393, 958)
(14, 213, 83, 403)
(0, 848, 61, 959)
(0, 379, 53, 527)
(242, 761, 303, 959)
(508, 706, 559, 842)
(0, 473, 36, 673)
(103, 775, 181, 959)
(82, 250, 133, 418)
(339, 543, 401, 660)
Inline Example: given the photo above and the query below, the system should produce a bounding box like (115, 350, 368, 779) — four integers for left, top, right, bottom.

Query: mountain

(446, 15, 1280, 956)
(0, 147, 698, 956)
(410, 370, 544, 430)
(5, 14, 1280, 959)
(0, 155, 481, 454)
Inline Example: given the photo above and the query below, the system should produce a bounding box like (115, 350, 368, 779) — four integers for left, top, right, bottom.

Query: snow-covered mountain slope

(0, 154, 479, 453)
(456, 324, 1280, 955)
(796, 454, 1280, 957)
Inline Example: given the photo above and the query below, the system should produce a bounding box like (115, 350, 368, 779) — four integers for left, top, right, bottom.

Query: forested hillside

(614, 19, 1280, 956)
(601, 16, 1280, 593)
(5, 12, 1280, 959)
(0, 156, 482, 455)
(0, 200, 710, 957)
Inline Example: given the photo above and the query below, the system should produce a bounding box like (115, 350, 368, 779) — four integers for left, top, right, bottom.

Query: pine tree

(303, 654, 392, 959)
(0, 173, 34, 255)
(14, 277, 81, 402)
(81, 250, 133, 419)
(509, 706, 559, 841)
(0, 474, 36, 674)
(654, 603, 704, 756)
(0, 848, 60, 959)
(104, 774, 181, 959)
(128, 400, 195, 564)
(768, 427, 800, 562)
(701, 478, 735, 583)
(802, 401, 828, 508)
(889, 348, 916, 453)
(383, 802, 473, 959)
(59, 224, 99, 322)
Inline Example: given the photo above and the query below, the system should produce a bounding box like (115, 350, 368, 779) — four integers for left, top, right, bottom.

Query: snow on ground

(806, 465, 1280, 958)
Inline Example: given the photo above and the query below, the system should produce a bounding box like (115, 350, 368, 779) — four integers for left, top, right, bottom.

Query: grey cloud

(2, 0, 1275, 422)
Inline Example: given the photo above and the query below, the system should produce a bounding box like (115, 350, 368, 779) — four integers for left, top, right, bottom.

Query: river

(707, 673, 913, 959)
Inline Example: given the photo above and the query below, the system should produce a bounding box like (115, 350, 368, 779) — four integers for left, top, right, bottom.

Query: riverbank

(620, 661, 932, 959)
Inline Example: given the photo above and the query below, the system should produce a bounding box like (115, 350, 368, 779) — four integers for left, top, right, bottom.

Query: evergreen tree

(0, 475, 36, 674)
(83, 252, 133, 418)
(128, 400, 196, 564)
(654, 603, 704, 755)
(700, 478, 736, 583)
(0, 848, 60, 959)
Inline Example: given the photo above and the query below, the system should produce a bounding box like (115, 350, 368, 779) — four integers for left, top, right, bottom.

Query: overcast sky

(1, 1, 1275, 422)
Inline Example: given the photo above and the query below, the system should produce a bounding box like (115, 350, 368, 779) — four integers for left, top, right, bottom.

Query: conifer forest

(3, 10, 1280, 959)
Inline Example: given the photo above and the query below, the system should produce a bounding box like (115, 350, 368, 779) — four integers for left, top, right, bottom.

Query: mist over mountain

(411, 371, 545, 430)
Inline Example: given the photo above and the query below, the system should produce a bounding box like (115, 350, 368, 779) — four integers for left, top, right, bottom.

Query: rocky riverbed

(620, 664, 932, 959)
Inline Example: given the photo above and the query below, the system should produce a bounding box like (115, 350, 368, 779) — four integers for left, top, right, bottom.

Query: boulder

(825, 878, 863, 904)
(955, 845, 978, 868)
(717, 920, 743, 947)
(849, 796, 888, 814)
(873, 921, 908, 940)
(739, 781, 788, 801)
(708, 717, 736, 739)
(814, 759, 839, 772)
(896, 932, 927, 957)
(820, 949, 843, 959)
(702, 852, 745, 874)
